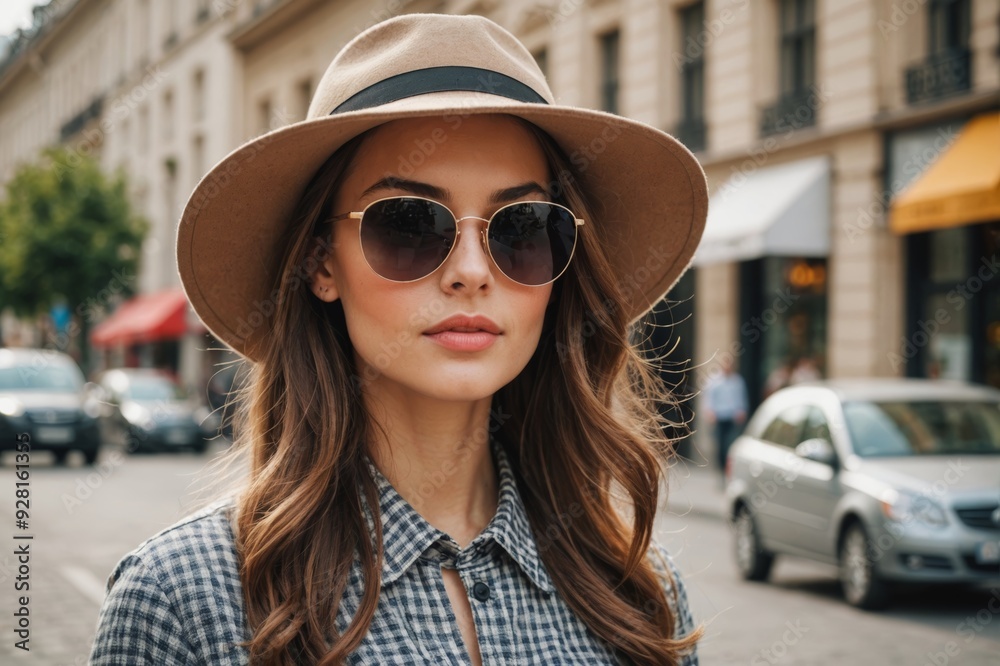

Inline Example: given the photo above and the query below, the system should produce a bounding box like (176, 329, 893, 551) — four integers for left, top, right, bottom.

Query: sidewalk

(664, 460, 728, 522)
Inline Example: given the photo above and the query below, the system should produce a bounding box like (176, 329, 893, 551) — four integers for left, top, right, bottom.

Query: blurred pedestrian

(790, 355, 821, 384)
(704, 357, 748, 479)
(763, 356, 795, 398)
(91, 14, 708, 666)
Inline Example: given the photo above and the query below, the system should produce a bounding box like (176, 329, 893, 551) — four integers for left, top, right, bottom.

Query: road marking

(60, 565, 107, 606)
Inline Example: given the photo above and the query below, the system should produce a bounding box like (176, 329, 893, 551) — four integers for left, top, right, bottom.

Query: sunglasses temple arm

(326, 211, 364, 224)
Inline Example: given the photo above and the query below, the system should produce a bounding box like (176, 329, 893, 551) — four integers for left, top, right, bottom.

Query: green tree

(0, 146, 148, 372)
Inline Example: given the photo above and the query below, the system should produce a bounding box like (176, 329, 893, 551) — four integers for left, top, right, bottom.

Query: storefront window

(925, 292, 970, 379)
(929, 227, 967, 283)
(907, 222, 1000, 387)
(981, 225, 1000, 388)
(739, 256, 828, 410)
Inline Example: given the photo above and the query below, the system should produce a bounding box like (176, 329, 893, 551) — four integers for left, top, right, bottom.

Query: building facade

(0, 0, 240, 391)
(1, 0, 997, 456)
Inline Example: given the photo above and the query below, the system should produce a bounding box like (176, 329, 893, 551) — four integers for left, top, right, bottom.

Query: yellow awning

(890, 112, 1000, 234)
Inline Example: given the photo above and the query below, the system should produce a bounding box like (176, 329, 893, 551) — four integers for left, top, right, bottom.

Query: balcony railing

(905, 48, 971, 105)
(759, 89, 816, 138)
(673, 117, 706, 153)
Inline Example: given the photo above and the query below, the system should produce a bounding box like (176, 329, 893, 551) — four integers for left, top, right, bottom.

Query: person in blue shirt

(705, 357, 749, 479)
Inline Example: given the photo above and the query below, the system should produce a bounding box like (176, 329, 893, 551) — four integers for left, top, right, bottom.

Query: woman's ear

(309, 237, 341, 302)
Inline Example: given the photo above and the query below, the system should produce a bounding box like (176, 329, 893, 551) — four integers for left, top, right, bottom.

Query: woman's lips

(423, 330, 499, 351)
(421, 313, 502, 351)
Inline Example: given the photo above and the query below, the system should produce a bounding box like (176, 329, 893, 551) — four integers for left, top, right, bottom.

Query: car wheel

(82, 448, 99, 466)
(839, 522, 892, 610)
(52, 450, 69, 466)
(191, 439, 208, 454)
(733, 504, 775, 581)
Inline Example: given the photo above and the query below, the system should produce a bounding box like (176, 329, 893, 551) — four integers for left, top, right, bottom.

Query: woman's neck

(363, 387, 500, 549)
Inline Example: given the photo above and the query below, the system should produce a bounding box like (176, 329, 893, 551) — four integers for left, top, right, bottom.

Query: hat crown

(307, 13, 554, 120)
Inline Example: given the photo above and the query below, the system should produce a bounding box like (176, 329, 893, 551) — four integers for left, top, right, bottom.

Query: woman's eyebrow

(360, 177, 549, 204)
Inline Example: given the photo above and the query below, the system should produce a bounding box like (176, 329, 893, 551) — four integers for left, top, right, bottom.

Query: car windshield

(843, 400, 1000, 457)
(0, 365, 84, 392)
(127, 377, 186, 402)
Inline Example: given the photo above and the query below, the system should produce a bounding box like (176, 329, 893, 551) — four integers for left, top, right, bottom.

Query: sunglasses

(326, 195, 584, 286)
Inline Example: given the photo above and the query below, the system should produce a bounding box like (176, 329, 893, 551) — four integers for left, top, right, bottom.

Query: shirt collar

(359, 434, 556, 595)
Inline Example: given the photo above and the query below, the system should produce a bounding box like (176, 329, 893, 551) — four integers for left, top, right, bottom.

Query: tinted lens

(488, 203, 577, 286)
(359, 198, 456, 281)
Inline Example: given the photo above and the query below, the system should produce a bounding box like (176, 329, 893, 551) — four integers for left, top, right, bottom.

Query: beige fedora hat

(176, 12, 707, 362)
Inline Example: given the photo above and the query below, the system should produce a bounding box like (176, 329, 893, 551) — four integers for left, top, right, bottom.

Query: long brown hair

(204, 114, 704, 664)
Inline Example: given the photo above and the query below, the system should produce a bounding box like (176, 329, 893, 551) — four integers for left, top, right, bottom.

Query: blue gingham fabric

(90, 435, 699, 664)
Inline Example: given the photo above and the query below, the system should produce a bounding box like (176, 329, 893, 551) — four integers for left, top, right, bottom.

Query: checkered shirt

(90, 436, 699, 664)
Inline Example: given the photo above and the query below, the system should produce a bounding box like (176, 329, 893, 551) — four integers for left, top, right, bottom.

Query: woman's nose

(438, 216, 494, 290)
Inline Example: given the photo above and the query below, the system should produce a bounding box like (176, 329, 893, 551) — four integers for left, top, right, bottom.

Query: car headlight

(121, 402, 157, 432)
(0, 397, 25, 418)
(880, 489, 948, 528)
(82, 399, 102, 420)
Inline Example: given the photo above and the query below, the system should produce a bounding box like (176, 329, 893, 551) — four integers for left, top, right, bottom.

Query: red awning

(90, 287, 205, 347)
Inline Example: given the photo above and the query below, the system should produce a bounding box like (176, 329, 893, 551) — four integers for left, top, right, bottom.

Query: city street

(1, 446, 997, 665)
(0, 440, 242, 665)
(658, 469, 1000, 665)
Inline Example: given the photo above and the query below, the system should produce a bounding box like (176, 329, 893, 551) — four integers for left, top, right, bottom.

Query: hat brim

(176, 91, 707, 362)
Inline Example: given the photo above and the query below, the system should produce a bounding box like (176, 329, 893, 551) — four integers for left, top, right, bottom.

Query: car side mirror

(795, 438, 837, 466)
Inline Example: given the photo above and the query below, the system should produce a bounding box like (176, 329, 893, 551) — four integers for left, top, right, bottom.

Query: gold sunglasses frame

(326, 194, 585, 287)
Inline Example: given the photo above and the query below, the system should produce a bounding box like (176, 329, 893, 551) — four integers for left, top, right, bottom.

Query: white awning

(693, 155, 830, 266)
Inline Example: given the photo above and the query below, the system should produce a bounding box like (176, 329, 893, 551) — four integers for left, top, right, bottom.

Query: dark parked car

(94, 368, 210, 454)
(0, 347, 102, 465)
(725, 378, 1000, 609)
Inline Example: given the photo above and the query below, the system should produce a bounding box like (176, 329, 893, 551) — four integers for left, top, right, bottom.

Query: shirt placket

(432, 536, 507, 666)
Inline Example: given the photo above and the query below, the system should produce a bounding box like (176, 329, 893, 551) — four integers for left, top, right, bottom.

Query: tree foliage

(0, 146, 148, 357)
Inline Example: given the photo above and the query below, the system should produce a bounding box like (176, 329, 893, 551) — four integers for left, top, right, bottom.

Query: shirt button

(472, 581, 491, 602)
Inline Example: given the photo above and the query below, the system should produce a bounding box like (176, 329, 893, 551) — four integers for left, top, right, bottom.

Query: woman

(90, 12, 708, 666)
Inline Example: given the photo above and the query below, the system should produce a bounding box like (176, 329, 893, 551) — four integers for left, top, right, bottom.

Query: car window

(760, 404, 809, 448)
(127, 376, 187, 401)
(0, 364, 84, 392)
(843, 400, 1000, 456)
(801, 407, 832, 445)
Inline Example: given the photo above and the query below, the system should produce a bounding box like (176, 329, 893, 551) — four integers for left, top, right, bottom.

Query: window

(598, 29, 619, 114)
(297, 79, 313, 121)
(164, 1, 178, 49)
(676, 2, 706, 152)
(802, 407, 832, 444)
(192, 134, 205, 183)
(760, 0, 816, 136)
(843, 401, 1000, 457)
(928, 0, 971, 55)
(739, 257, 828, 411)
(138, 105, 149, 154)
(196, 0, 211, 23)
(905, 0, 971, 103)
(533, 48, 548, 80)
(192, 68, 205, 122)
(258, 98, 275, 135)
(906, 222, 1000, 386)
(138, 0, 150, 68)
(779, 0, 815, 97)
(162, 89, 174, 141)
(760, 404, 809, 448)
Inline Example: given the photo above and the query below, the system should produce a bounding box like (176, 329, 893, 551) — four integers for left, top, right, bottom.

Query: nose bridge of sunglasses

(451, 216, 490, 255)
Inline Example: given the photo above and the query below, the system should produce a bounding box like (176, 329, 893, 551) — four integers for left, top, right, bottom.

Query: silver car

(93, 368, 211, 454)
(725, 378, 1000, 609)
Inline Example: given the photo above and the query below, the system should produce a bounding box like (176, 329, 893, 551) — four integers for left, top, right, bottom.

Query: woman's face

(312, 114, 556, 402)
